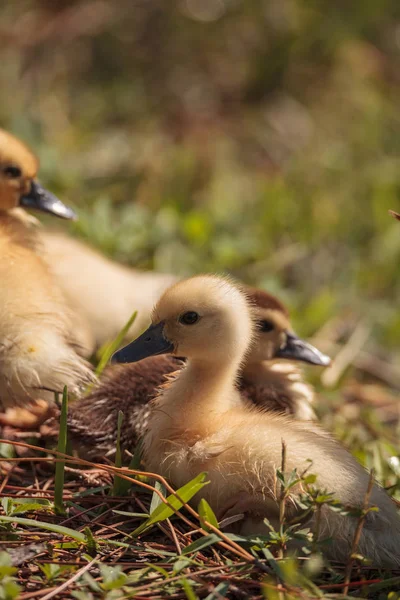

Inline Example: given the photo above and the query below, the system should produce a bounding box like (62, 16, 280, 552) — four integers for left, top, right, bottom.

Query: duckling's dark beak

(111, 321, 174, 364)
(275, 332, 331, 366)
(20, 180, 77, 220)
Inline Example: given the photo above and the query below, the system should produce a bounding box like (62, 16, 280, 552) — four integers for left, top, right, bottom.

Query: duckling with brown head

(0, 129, 76, 220)
(0, 129, 93, 412)
(113, 275, 400, 568)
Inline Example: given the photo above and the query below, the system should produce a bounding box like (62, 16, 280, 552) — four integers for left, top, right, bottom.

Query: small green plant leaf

(150, 481, 167, 513)
(198, 498, 219, 530)
(0, 577, 21, 599)
(96, 310, 138, 377)
(172, 557, 191, 573)
(0, 443, 15, 459)
(0, 566, 17, 578)
(0, 499, 11, 516)
(2, 497, 53, 517)
(182, 533, 221, 555)
(11, 502, 52, 516)
(38, 563, 70, 583)
(0, 551, 17, 575)
(131, 472, 209, 537)
(99, 565, 128, 591)
(0, 552, 13, 569)
(303, 474, 317, 485)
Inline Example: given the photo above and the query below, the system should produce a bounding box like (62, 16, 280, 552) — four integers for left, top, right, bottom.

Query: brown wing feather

(65, 355, 183, 460)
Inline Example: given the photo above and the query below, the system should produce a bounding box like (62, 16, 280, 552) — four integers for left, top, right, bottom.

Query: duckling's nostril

(145, 336, 152, 342)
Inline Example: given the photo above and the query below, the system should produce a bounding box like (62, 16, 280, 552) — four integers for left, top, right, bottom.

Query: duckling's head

(246, 287, 330, 367)
(113, 275, 256, 365)
(0, 129, 76, 219)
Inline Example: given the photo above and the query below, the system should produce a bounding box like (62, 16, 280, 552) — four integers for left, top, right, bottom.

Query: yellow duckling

(42, 287, 328, 460)
(40, 232, 177, 355)
(113, 275, 400, 567)
(0, 129, 94, 412)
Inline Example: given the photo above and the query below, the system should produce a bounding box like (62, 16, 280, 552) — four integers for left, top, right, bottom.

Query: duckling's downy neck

(158, 357, 243, 422)
(0, 209, 40, 251)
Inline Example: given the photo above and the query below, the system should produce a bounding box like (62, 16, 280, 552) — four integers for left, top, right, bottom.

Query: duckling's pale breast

(142, 406, 286, 515)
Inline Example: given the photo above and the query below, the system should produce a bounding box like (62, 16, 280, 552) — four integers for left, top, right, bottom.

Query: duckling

(59, 288, 328, 460)
(0, 129, 94, 412)
(0, 129, 76, 221)
(40, 232, 177, 355)
(240, 287, 328, 421)
(112, 275, 400, 568)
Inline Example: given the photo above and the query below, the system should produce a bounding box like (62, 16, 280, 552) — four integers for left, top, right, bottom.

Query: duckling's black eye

(4, 165, 22, 179)
(179, 311, 199, 325)
(258, 320, 274, 333)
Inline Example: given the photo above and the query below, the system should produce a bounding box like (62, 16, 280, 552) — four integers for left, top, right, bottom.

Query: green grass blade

(181, 534, 221, 555)
(84, 527, 98, 555)
(181, 577, 199, 600)
(128, 439, 143, 471)
(95, 310, 138, 377)
(111, 411, 125, 496)
(117, 439, 144, 496)
(115, 410, 123, 469)
(54, 386, 68, 515)
(0, 517, 135, 550)
(0, 516, 86, 543)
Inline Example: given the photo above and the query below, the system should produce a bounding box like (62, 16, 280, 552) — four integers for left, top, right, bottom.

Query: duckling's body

(41, 232, 177, 354)
(113, 275, 400, 568)
(0, 130, 94, 409)
(59, 289, 328, 460)
(147, 399, 399, 567)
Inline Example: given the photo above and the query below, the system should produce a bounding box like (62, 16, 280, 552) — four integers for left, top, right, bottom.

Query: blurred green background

(2, 0, 400, 353)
